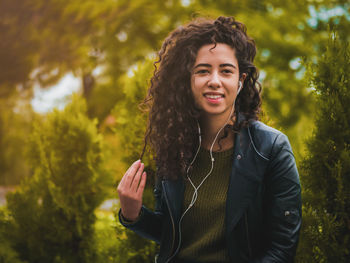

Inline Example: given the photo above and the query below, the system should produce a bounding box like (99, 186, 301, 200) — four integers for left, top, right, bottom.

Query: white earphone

(238, 80, 242, 94)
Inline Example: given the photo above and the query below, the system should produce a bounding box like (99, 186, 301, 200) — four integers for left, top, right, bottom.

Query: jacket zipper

(162, 181, 175, 262)
(244, 212, 252, 259)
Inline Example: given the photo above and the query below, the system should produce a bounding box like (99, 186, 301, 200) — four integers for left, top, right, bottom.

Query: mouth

(203, 93, 225, 99)
(204, 94, 224, 99)
(203, 93, 224, 103)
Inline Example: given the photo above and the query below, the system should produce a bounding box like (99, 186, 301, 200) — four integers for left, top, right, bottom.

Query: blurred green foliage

(111, 59, 159, 262)
(297, 30, 350, 262)
(112, 59, 154, 167)
(0, 0, 349, 262)
(0, 93, 33, 185)
(0, 208, 26, 263)
(4, 96, 110, 262)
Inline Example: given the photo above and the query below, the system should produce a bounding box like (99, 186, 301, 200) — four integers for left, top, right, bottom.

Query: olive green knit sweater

(176, 146, 234, 263)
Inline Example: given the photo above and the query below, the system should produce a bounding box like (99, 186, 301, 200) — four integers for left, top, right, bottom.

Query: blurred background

(0, 0, 349, 262)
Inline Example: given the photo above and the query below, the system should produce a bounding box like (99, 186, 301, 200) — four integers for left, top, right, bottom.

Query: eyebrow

(193, 63, 237, 69)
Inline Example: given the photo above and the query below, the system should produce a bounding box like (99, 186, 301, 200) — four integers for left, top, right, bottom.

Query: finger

(123, 160, 141, 188)
(130, 163, 144, 191)
(137, 171, 147, 196)
(118, 160, 140, 188)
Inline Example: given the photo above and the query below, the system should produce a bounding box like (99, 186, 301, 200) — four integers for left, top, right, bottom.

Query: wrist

(120, 209, 142, 223)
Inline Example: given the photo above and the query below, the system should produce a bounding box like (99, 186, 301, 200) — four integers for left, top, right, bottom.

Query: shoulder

(247, 121, 293, 161)
(247, 121, 299, 186)
(249, 120, 282, 137)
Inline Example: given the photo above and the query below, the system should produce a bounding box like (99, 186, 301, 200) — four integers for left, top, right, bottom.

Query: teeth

(205, 94, 222, 99)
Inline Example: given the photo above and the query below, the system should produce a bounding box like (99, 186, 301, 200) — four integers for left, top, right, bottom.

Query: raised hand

(117, 160, 147, 222)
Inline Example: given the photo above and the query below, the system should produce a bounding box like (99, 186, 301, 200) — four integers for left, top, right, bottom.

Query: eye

(194, 69, 209, 74)
(222, 69, 233, 74)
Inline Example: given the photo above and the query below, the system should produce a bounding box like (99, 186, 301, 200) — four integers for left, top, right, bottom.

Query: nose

(207, 72, 221, 88)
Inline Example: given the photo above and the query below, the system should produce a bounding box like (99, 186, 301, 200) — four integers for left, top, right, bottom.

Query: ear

(240, 73, 247, 83)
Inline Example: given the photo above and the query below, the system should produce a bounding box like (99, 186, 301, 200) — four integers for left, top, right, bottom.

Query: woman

(117, 16, 302, 263)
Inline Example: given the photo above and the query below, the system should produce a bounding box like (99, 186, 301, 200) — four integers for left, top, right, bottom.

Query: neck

(199, 114, 236, 152)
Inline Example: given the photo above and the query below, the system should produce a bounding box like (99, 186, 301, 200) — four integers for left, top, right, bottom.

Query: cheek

(226, 80, 238, 94)
(190, 77, 202, 106)
(191, 76, 206, 92)
(190, 76, 199, 95)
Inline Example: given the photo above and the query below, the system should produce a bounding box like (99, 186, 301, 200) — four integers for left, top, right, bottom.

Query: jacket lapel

(162, 179, 184, 223)
(226, 125, 266, 233)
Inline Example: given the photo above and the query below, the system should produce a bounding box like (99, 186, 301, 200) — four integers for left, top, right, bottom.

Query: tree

(0, 0, 106, 96)
(297, 30, 350, 262)
(5, 95, 109, 263)
(84, 0, 194, 120)
(0, 0, 193, 117)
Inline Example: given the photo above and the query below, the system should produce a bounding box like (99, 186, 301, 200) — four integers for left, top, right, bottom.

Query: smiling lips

(204, 92, 224, 104)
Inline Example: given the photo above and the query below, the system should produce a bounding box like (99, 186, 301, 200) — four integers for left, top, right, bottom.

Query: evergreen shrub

(296, 30, 350, 262)
(6, 95, 108, 263)
(0, 207, 25, 263)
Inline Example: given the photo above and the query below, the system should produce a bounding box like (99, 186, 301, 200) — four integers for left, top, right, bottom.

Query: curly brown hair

(141, 16, 261, 180)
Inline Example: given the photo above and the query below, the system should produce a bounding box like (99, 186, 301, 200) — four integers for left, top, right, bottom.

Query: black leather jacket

(119, 121, 302, 263)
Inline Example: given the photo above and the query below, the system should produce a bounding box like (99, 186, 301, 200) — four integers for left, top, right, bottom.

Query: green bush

(93, 208, 157, 263)
(6, 95, 109, 263)
(0, 207, 26, 263)
(93, 210, 120, 263)
(296, 30, 350, 262)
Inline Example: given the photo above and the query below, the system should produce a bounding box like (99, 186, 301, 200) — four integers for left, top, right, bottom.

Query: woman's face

(191, 43, 242, 123)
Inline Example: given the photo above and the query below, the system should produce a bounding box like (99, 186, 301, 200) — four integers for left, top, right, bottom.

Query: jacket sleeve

(253, 133, 302, 263)
(118, 177, 164, 244)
